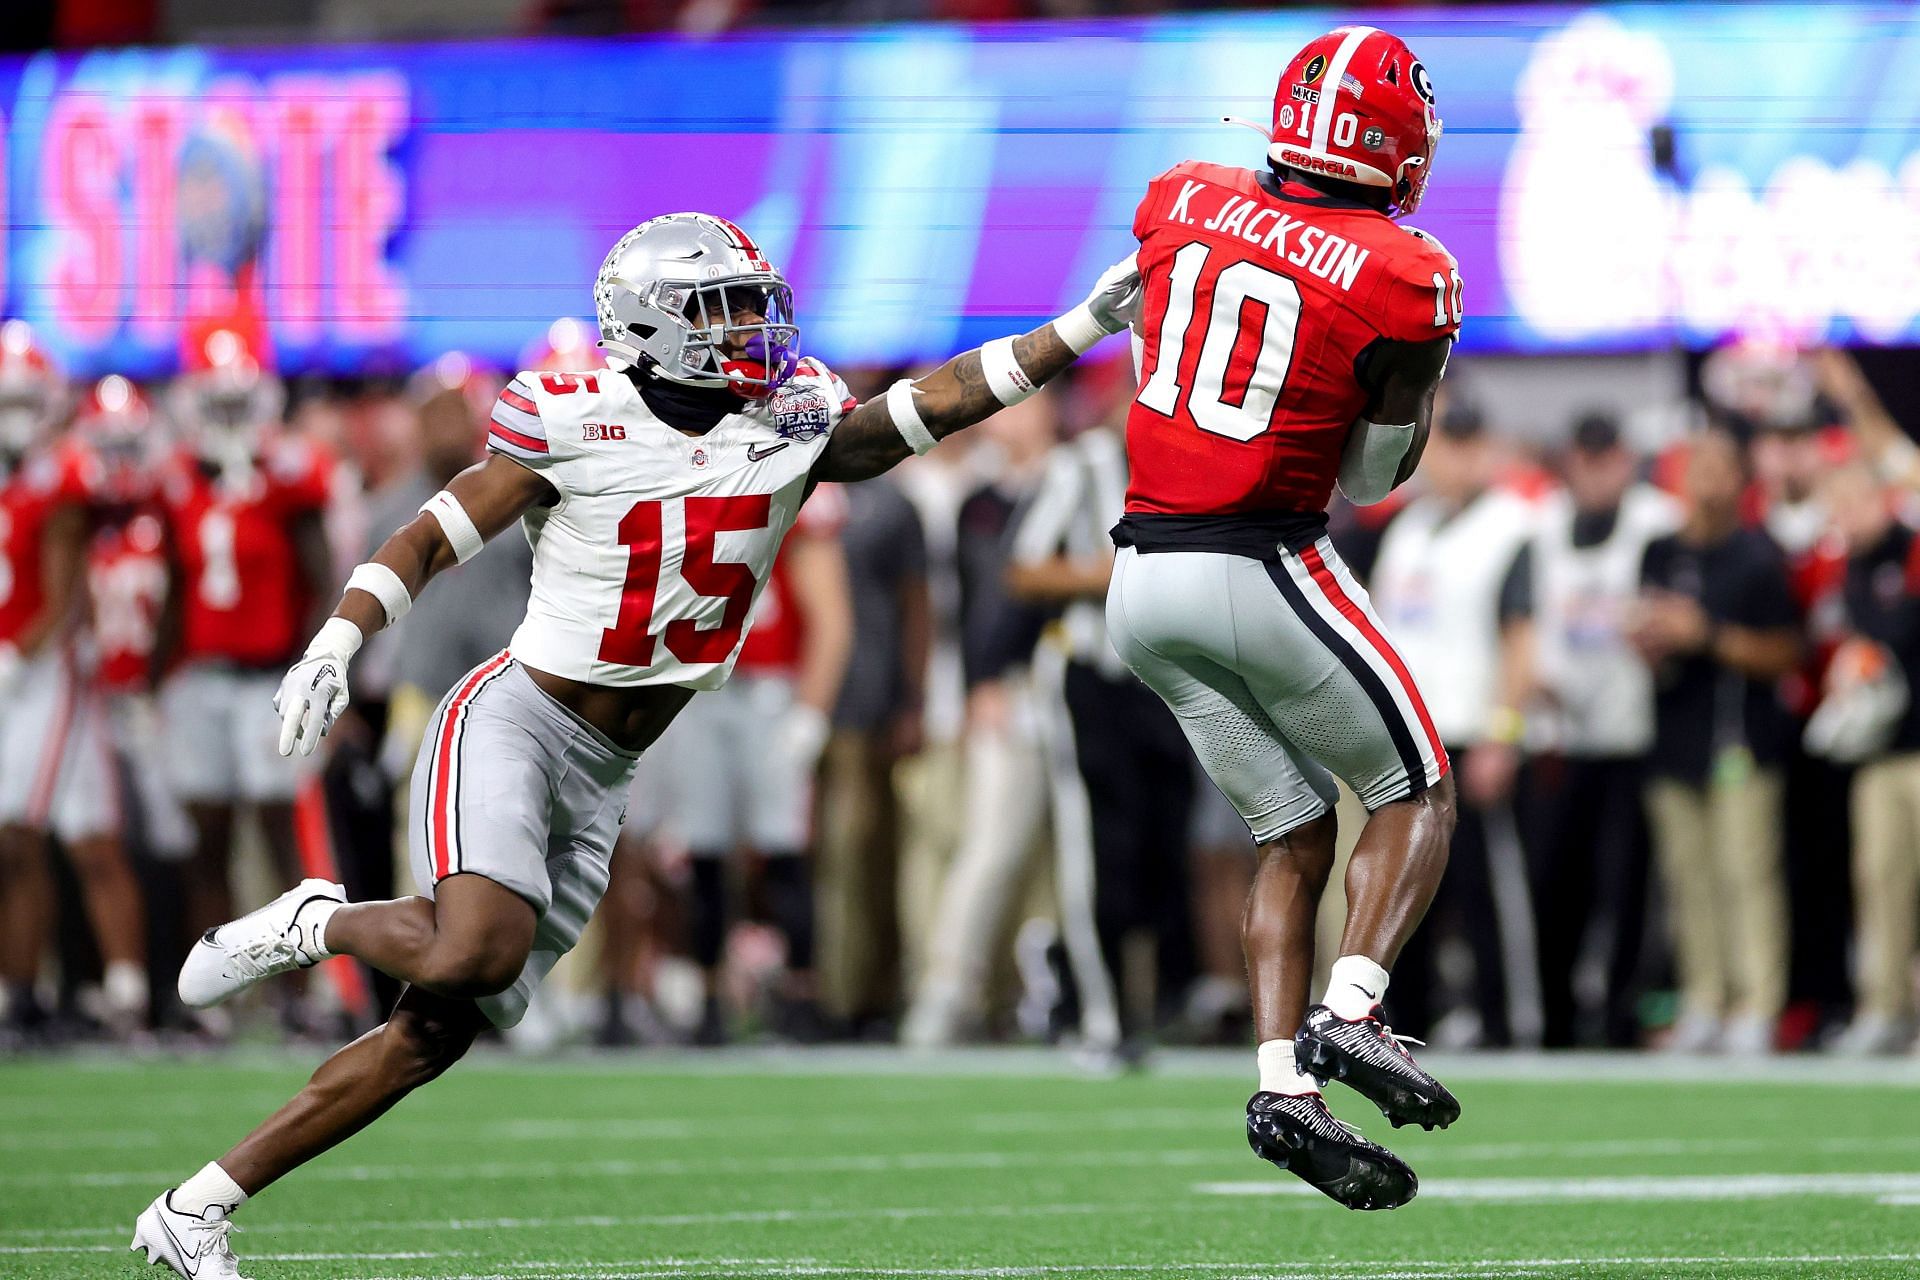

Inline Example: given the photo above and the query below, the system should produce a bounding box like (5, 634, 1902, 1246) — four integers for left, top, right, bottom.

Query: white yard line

(0, 1148, 1240, 1188)
(21, 1127, 1920, 1192)
(0, 1203, 1138, 1244)
(343, 1257, 1920, 1280)
(1197, 1171, 1920, 1202)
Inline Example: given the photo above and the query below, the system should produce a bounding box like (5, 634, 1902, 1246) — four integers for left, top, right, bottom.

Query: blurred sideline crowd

(4, 316, 1920, 1061)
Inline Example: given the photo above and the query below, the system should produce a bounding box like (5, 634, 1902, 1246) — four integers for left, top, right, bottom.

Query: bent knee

(416, 941, 526, 1000)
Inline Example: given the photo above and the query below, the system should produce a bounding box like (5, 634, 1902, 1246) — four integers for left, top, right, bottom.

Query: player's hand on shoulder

(1079, 253, 1145, 337)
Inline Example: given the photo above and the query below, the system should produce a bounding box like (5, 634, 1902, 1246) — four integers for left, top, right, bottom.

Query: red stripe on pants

(431, 652, 510, 879)
(1298, 544, 1449, 775)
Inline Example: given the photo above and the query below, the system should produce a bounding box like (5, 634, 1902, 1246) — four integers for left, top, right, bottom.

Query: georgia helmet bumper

(594, 212, 799, 396)
(1268, 25, 1443, 217)
(76, 374, 162, 506)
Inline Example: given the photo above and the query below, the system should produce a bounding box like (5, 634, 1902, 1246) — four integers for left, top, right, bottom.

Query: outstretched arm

(276, 453, 554, 756)
(813, 256, 1142, 483)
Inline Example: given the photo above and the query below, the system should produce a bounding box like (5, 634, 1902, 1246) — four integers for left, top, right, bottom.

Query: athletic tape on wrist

(346, 562, 413, 627)
(886, 379, 938, 456)
(420, 489, 484, 564)
(1051, 303, 1109, 356)
(981, 336, 1039, 406)
(306, 615, 364, 662)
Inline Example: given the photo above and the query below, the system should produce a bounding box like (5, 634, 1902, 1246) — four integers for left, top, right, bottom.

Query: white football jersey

(485, 358, 855, 690)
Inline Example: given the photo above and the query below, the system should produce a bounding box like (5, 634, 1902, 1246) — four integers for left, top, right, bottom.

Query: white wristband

(305, 615, 364, 663)
(887, 379, 938, 456)
(420, 489, 485, 564)
(1051, 303, 1109, 356)
(346, 562, 413, 627)
(981, 336, 1039, 406)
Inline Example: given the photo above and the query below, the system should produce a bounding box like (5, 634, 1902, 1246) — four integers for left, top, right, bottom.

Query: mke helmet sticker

(1303, 53, 1327, 85)
(1411, 61, 1435, 104)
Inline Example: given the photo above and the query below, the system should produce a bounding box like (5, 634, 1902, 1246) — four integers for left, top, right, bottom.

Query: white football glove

(273, 618, 361, 757)
(1055, 253, 1144, 353)
(1087, 252, 1145, 334)
(777, 702, 832, 775)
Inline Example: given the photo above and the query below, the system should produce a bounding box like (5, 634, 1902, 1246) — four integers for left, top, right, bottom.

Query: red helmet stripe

(712, 217, 761, 258)
(1309, 25, 1379, 155)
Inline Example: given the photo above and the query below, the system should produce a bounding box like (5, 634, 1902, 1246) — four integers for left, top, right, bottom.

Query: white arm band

(886, 379, 938, 456)
(1336, 419, 1418, 507)
(345, 562, 413, 627)
(420, 489, 485, 564)
(981, 336, 1040, 406)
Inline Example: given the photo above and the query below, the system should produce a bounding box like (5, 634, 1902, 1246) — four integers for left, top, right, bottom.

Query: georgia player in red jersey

(84, 378, 196, 865)
(156, 331, 334, 963)
(1106, 27, 1461, 1208)
(0, 342, 151, 1039)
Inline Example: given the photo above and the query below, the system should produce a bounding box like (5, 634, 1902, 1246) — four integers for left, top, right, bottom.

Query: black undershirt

(632, 366, 742, 434)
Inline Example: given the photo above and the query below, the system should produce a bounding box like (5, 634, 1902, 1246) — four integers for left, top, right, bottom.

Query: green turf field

(3, 1050, 1918, 1279)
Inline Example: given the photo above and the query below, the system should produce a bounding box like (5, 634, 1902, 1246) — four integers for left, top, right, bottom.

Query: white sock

(1256, 1039, 1319, 1096)
(297, 898, 341, 957)
(1323, 954, 1390, 1021)
(103, 961, 148, 1015)
(172, 1162, 247, 1220)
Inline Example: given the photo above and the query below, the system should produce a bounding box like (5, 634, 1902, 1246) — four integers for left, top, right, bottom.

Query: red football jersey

(88, 510, 170, 692)
(162, 438, 332, 667)
(736, 484, 848, 676)
(1125, 161, 1462, 517)
(0, 444, 94, 645)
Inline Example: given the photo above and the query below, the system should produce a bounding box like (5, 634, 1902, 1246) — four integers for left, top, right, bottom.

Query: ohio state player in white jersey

(134, 213, 1141, 1275)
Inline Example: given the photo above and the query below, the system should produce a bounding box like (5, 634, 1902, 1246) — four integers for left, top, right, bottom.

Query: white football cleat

(131, 1191, 250, 1280)
(177, 878, 345, 1010)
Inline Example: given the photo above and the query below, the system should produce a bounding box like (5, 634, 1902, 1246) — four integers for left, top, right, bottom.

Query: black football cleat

(1245, 1091, 1418, 1211)
(1293, 1003, 1461, 1131)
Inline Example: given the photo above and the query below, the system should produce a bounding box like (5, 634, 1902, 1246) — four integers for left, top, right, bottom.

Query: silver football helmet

(594, 212, 799, 394)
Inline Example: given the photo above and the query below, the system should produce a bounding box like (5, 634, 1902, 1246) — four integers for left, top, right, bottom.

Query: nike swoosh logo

(158, 1212, 206, 1277)
(1357, 986, 1379, 1001)
(747, 442, 791, 461)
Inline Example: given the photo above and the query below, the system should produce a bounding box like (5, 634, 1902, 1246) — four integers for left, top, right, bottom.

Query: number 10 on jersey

(1137, 241, 1304, 443)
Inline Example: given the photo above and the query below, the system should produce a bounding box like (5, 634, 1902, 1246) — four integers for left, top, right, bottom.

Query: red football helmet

(1267, 26, 1442, 216)
(0, 319, 66, 456)
(76, 374, 160, 505)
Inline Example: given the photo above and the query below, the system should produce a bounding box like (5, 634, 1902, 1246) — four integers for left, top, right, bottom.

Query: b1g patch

(771, 380, 834, 441)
